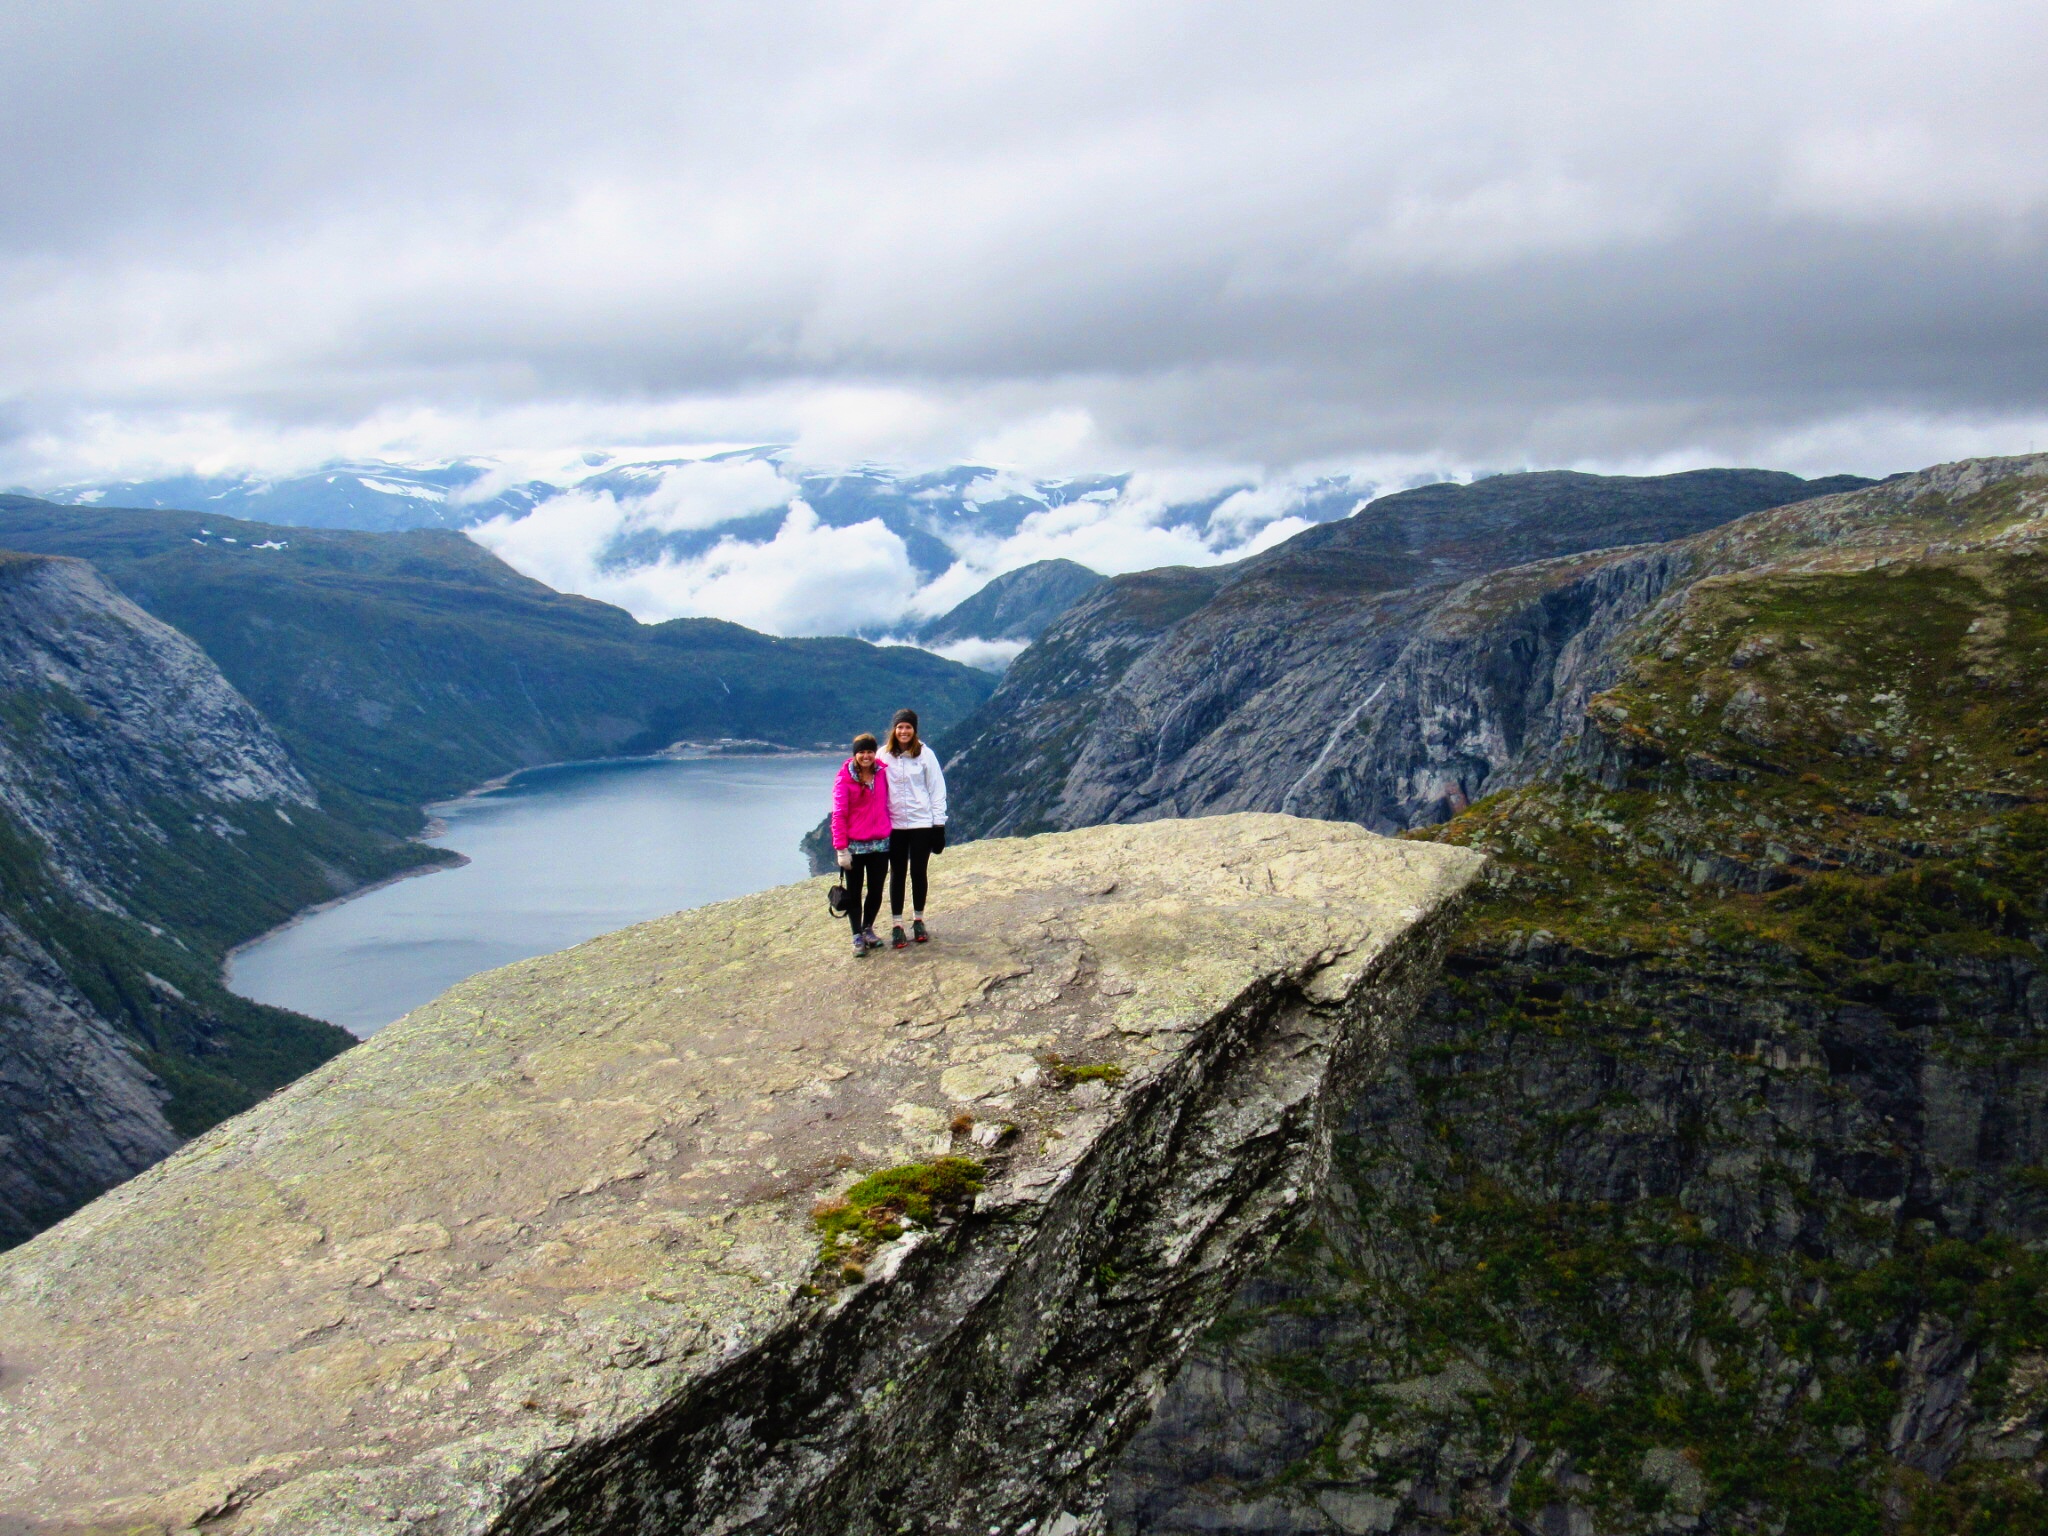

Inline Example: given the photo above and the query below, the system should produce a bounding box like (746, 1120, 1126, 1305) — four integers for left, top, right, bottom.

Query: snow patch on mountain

(26, 450, 1447, 640)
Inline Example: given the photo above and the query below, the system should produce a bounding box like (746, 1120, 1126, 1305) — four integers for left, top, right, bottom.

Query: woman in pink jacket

(830, 732, 893, 956)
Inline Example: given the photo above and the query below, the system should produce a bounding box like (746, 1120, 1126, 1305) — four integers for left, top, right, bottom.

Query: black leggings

(846, 850, 888, 936)
(889, 827, 941, 917)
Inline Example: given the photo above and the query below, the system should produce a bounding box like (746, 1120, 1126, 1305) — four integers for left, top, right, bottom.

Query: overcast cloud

(4, 2, 2047, 541)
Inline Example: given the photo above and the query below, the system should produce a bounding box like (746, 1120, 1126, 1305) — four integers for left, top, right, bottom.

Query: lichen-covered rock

(0, 814, 1480, 1535)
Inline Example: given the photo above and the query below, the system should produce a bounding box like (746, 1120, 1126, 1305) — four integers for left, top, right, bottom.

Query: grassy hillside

(0, 496, 995, 811)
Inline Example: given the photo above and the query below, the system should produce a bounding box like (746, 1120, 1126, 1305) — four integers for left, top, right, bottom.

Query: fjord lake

(227, 753, 835, 1036)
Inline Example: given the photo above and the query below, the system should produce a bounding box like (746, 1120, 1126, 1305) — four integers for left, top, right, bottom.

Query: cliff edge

(0, 814, 1480, 1536)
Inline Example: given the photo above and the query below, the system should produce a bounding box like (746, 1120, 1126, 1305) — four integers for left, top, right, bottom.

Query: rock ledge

(0, 815, 1481, 1536)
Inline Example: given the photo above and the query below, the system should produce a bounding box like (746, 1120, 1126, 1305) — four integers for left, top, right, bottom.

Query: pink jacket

(831, 758, 892, 848)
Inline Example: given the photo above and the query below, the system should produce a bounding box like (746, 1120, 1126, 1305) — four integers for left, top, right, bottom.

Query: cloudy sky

(5, 1, 2046, 625)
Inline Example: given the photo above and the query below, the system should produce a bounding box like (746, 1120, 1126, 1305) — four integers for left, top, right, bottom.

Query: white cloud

(885, 466, 1384, 627)
(469, 496, 918, 637)
(1344, 174, 1674, 273)
(1237, 515, 1314, 556)
(1206, 484, 1303, 534)
(919, 637, 1031, 673)
(620, 458, 797, 534)
(1739, 409, 2048, 482)
(448, 445, 1379, 638)
(3, 0, 2045, 560)
(965, 408, 1100, 476)
(0, 0, 2042, 486)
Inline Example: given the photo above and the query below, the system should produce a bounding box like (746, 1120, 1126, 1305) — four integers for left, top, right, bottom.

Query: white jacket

(884, 746, 947, 829)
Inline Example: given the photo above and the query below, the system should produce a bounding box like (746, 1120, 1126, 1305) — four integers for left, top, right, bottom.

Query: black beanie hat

(892, 708, 919, 729)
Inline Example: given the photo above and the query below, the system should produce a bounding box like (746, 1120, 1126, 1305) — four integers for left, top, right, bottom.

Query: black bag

(827, 869, 850, 917)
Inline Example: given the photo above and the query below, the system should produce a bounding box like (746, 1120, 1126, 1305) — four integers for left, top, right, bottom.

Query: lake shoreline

(420, 742, 836, 817)
(221, 848, 472, 982)
(227, 744, 839, 986)
(222, 750, 838, 1036)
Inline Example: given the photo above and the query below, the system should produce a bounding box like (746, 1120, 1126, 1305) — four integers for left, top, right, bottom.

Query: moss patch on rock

(813, 1155, 985, 1276)
(1040, 1055, 1127, 1089)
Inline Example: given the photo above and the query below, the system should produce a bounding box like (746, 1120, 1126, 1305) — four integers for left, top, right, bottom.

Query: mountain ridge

(0, 552, 424, 1244)
(20, 456, 1375, 643)
(946, 467, 1875, 838)
(0, 496, 996, 809)
(917, 557, 1106, 648)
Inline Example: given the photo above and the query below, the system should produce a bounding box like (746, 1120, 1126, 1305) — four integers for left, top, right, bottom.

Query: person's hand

(836, 848, 852, 870)
(932, 824, 947, 854)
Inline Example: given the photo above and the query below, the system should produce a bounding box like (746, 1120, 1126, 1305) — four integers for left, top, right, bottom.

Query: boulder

(0, 815, 1480, 1536)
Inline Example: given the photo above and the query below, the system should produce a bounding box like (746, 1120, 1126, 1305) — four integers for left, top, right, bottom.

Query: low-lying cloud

(465, 454, 1354, 636)
(473, 494, 918, 638)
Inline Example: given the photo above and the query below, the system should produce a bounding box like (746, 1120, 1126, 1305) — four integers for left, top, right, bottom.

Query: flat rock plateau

(0, 815, 1480, 1536)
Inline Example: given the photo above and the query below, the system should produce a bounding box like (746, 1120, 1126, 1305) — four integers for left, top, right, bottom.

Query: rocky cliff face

(0, 553, 422, 1246)
(0, 816, 1479, 1536)
(1104, 455, 2048, 1532)
(0, 910, 179, 1254)
(920, 559, 1107, 648)
(0, 552, 315, 902)
(946, 470, 1871, 840)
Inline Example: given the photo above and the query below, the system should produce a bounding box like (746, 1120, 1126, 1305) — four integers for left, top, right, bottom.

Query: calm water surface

(227, 754, 833, 1036)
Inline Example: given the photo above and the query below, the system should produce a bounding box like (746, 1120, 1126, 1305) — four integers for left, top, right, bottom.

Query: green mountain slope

(1108, 457, 2048, 1533)
(0, 497, 995, 810)
(0, 553, 436, 1244)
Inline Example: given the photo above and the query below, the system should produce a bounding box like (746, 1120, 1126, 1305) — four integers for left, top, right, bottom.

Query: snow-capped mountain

(31, 451, 1376, 566)
(23, 449, 1394, 644)
(33, 460, 558, 533)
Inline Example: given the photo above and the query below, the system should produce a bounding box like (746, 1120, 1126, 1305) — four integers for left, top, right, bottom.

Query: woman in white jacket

(882, 707, 947, 949)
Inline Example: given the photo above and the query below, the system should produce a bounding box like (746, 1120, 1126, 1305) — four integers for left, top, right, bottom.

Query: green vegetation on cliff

(812, 1156, 986, 1281)
(0, 802, 402, 1136)
(1110, 464, 2048, 1534)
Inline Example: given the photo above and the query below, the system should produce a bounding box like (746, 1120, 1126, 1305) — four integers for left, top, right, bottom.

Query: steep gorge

(1101, 457, 2048, 1532)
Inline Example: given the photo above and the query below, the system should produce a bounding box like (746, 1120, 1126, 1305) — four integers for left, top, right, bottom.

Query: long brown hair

(885, 710, 922, 757)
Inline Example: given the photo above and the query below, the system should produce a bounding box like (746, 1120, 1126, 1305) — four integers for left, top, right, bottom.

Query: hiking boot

(913, 920, 930, 944)
(891, 924, 909, 950)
